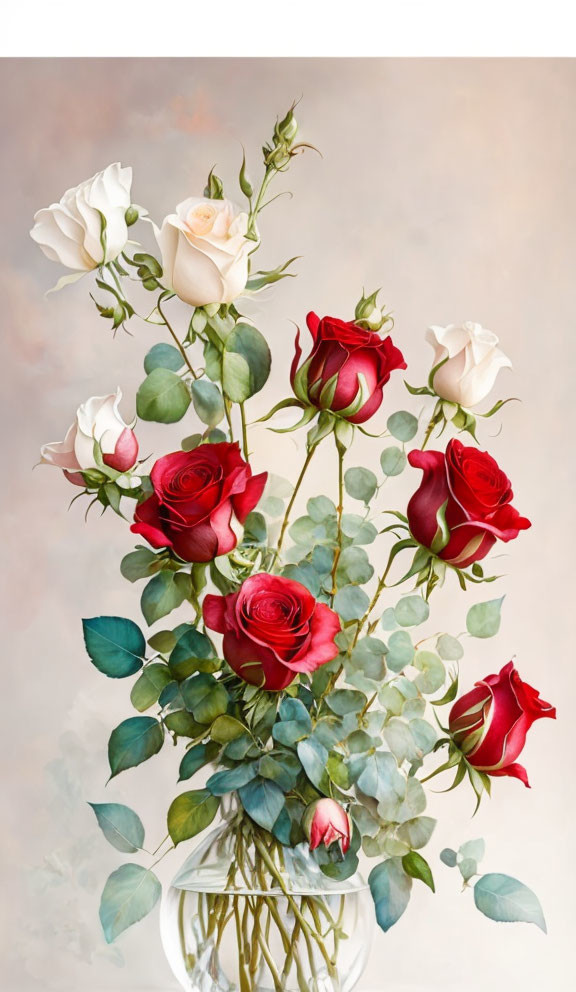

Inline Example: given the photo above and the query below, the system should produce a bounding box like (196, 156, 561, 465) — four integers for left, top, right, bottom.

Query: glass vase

(160, 814, 373, 992)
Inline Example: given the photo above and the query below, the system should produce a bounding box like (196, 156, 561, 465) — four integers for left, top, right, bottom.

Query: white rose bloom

(30, 163, 132, 271)
(426, 322, 512, 409)
(41, 389, 139, 485)
(156, 197, 251, 307)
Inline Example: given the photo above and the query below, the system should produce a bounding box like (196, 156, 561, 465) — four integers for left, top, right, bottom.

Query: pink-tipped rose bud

(40, 388, 139, 485)
(303, 798, 351, 855)
(449, 661, 556, 788)
(290, 312, 406, 425)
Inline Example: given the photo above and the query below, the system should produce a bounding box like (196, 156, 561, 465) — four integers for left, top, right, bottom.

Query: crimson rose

(131, 442, 266, 563)
(449, 661, 555, 787)
(407, 438, 530, 569)
(291, 312, 406, 424)
(203, 573, 341, 691)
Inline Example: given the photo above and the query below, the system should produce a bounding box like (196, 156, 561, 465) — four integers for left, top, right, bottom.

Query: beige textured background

(1, 58, 575, 991)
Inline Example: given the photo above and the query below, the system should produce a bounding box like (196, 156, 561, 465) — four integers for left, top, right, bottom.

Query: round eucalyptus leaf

(144, 342, 184, 374)
(137, 368, 191, 423)
(344, 467, 378, 504)
(387, 411, 419, 442)
(190, 379, 225, 426)
(380, 446, 407, 477)
(394, 596, 430, 628)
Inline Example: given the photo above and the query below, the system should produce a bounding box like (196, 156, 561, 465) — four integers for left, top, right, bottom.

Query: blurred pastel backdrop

(1, 58, 574, 991)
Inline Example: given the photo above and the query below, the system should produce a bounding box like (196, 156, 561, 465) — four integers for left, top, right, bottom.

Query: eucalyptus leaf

(394, 596, 429, 628)
(387, 411, 418, 442)
(137, 368, 191, 423)
(89, 802, 145, 854)
(344, 467, 378, 503)
(333, 584, 370, 622)
(99, 864, 161, 943)
(144, 343, 184, 374)
(222, 322, 271, 402)
(380, 446, 407, 477)
(190, 379, 225, 427)
(238, 777, 284, 831)
(369, 858, 412, 932)
(466, 598, 505, 638)
(474, 873, 547, 932)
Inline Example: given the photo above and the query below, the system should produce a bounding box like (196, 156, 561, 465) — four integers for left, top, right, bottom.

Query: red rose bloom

(449, 662, 556, 787)
(407, 438, 531, 569)
(131, 442, 266, 563)
(290, 312, 406, 424)
(203, 573, 341, 691)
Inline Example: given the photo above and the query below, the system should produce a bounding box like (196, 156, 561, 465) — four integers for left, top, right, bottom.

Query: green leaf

(336, 546, 374, 586)
(130, 663, 172, 711)
(238, 777, 284, 830)
(108, 717, 164, 778)
(474, 873, 547, 932)
(89, 802, 145, 854)
(353, 750, 405, 803)
(178, 741, 220, 781)
(397, 816, 436, 850)
(99, 864, 161, 943)
(206, 762, 259, 795)
(436, 633, 464, 660)
(120, 548, 164, 583)
(459, 838, 486, 863)
(402, 851, 435, 892)
(414, 651, 446, 694)
(394, 596, 430, 628)
(141, 571, 187, 626)
(369, 858, 412, 932)
(466, 597, 505, 638)
(333, 584, 369, 622)
(83, 616, 145, 678)
(167, 789, 220, 845)
(136, 368, 191, 423)
(380, 446, 407, 477)
(387, 411, 418, 442)
(440, 848, 458, 867)
(459, 857, 478, 881)
(386, 630, 415, 673)
(190, 379, 225, 427)
(222, 322, 271, 402)
(180, 674, 229, 724)
(326, 689, 366, 716)
(169, 627, 215, 680)
(307, 495, 337, 522)
(297, 737, 330, 793)
(344, 467, 378, 504)
(210, 715, 248, 743)
(144, 343, 184, 374)
(164, 710, 205, 738)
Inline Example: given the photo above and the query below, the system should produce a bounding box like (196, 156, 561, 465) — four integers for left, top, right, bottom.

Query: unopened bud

(125, 205, 139, 226)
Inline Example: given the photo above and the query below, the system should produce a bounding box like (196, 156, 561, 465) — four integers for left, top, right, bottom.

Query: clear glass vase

(160, 814, 373, 992)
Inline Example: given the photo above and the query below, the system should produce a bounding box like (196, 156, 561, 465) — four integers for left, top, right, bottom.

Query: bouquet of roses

(32, 105, 555, 992)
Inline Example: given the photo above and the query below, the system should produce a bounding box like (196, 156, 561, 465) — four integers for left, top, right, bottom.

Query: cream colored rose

(156, 197, 251, 307)
(30, 163, 132, 271)
(41, 389, 139, 485)
(426, 322, 512, 409)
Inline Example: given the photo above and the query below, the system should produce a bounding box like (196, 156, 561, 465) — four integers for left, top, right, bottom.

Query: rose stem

(273, 443, 318, 563)
(329, 440, 346, 602)
(224, 396, 235, 443)
(156, 295, 199, 380)
(239, 402, 250, 460)
(233, 895, 251, 992)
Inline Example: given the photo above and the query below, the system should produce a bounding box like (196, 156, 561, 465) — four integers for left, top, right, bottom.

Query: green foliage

(130, 663, 172, 711)
(387, 410, 418, 442)
(136, 368, 191, 423)
(344, 466, 378, 504)
(402, 851, 435, 892)
(297, 737, 330, 793)
(394, 596, 429, 627)
(238, 777, 284, 830)
(369, 858, 412, 932)
(164, 710, 205, 738)
(474, 874, 547, 932)
(99, 864, 161, 943)
(386, 630, 414, 673)
(440, 848, 458, 867)
(89, 802, 145, 854)
(144, 343, 184, 374)
(140, 571, 188, 625)
(210, 715, 248, 743)
(190, 379, 225, 426)
(169, 627, 216, 680)
(466, 597, 505, 638)
(178, 741, 220, 782)
(222, 322, 271, 402)
(436, 633, 464, 660)
(380, 446, 407, 477)
(333, 584, 370, 621)
(121, 548, 165, 583)
(83, 616, 145, 678)
(167, 789, 220, 845)
(180, 673, 229, 724)
(108, 717, 164, 778)
(206, 763, 259, 795)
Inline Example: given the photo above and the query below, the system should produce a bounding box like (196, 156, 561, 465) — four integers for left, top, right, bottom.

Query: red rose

(131, 442, 266, 563)
(290, 312, 406, 424)
(303, 798, 351, 855)
(407, 438, 531, 569)
(449, 662, 556, 787)
(203, 573, 341, 691)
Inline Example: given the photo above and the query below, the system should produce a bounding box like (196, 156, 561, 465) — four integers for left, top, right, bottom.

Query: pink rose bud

(303, 798, 351, 855)
(449, 661, 556, 788)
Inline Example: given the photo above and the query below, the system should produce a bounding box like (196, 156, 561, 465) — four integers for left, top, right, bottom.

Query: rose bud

(203, 573, 341, 691)
(30, 163, 133, 272)
(449, 662, 556, 787)
(131, 442, 266, 563)
(156, 197, 252, 307)
(291, 312, 406, 425)
(427, 322, 512, 410)
(407, 438, 530, 569)
(40, 388, 139, 486)
(303, 799, 351, 855)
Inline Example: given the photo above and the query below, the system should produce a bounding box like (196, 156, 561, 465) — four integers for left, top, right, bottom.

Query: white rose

(426, 321, 512, 409)
(30, 163, 132, 271)
(156, 197, 251, 307)
(41, 388, 139, 485)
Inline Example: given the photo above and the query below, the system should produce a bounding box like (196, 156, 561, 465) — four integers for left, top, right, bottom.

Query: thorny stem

(329, 442, 346, 602)
(421, 416, 437, 451)
(156, 295, 199, 380)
